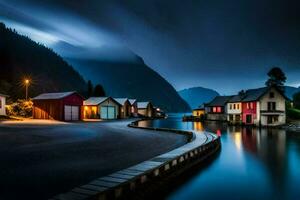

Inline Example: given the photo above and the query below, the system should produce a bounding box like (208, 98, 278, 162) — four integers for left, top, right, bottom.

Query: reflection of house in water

(237, 126, 288, 191)
(193, 122, 204, 131)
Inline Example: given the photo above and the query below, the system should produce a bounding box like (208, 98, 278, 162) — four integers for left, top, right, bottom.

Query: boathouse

(114, 98, 131, 118)
(32, 91, 84, 121)
(129, 99, 138, 117)
(137, 102, 153, 118)
(84, 97, 121, 120)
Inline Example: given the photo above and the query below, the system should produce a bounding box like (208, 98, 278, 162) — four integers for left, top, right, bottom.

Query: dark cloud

(1, 0, 300, 93)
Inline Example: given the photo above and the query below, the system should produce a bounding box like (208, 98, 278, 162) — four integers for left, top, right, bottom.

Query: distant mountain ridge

(178, 87, 219, 109)
(67, 57, 191, 112)
(179, 86, 300, 110)
(0, 22, 87, 99)
(284, 86, 300, 99)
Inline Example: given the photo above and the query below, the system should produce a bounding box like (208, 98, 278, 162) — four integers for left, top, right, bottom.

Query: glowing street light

(25, 79, 30, 100)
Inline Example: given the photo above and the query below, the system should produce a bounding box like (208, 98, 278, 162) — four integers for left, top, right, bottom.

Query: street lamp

(25, 79, 30, 100)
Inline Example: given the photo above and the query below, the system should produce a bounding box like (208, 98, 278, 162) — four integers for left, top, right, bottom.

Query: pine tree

(94, 84, 106, 97)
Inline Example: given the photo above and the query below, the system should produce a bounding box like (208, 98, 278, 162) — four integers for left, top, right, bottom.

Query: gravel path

(0, 119, 188, 200)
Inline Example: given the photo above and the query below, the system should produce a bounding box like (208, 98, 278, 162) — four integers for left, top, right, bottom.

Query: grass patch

(287, 108, 300, 120)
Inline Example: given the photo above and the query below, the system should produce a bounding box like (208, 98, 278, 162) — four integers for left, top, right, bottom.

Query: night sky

(1, 0, 300, 94)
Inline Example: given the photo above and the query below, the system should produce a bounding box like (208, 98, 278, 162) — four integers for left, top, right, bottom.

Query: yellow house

(192, 108, 205, 117)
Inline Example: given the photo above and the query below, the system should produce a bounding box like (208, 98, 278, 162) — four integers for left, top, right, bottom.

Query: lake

(138, 114, 300, 200)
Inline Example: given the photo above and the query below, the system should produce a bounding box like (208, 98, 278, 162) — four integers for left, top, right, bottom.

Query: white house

(227, 95, 243, 124)
(258, 87, 287, 126)
(0, 93, 8, 116)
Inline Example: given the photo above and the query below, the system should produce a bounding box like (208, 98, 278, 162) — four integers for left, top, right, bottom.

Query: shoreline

(51, 119, 220, 200)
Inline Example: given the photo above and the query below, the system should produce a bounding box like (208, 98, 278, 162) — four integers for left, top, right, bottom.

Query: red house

(242, 101, 257, 124)
(32, 91, 84, 121)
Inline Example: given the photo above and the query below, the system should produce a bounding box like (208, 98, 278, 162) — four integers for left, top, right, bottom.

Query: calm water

(138, 114, 300, 200)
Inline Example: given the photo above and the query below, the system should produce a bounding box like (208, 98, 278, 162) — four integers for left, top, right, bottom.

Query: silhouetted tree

(265, 67, 286, 89)
(87, 80, 93, 97)
(238, 90, 246, 96)
(293, 92, 300, 109)
(94, 84, 106, 97)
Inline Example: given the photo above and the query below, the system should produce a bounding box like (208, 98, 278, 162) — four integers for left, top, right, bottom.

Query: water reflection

(139, 117, 300, 200)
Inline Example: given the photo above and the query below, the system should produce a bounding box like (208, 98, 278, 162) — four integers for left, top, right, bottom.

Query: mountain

(284, 86, 300, 99)
(67, 57, 191, 112)
(0, 22, 87, 99)
(178, 87, 219, 109)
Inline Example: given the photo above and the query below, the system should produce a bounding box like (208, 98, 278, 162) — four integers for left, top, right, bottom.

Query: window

(270, 92, 275, 98)
(229, 115, 234, 121)
(0, 99, 2, 109)
(233, 104, 236, 109)
(237, 104, 240, 109)
(250, 102, 254, 109)
(247, 103, 249, 109)
(213, 107, 217, 113)
(217, 107, 222, 113)
(230, 104, 232, 109)
(268, 102, 276, 111)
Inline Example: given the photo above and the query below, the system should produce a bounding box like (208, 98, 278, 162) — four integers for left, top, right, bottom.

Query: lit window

(217, 107, 221, 113)
(250, 102, 253, 109)
(213, 107, 217, 113)
(237, 104, 239, 109)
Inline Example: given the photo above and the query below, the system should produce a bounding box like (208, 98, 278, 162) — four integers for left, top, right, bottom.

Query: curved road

(0, 119, 188, 200)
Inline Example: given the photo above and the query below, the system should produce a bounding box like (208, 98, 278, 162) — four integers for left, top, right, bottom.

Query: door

(64, 106, 72, 121)
(107, 107, 116, 119)
(71, 106, 79, 121)
(246, 114, 252, 124)
(64, 105, 79, 121)
(101, 106, 108, 119)
(101, 106, 116, 119)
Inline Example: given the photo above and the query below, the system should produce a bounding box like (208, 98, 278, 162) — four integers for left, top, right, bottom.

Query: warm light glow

(25, 79, 30, 85)
(156, 108, 160, 111)
(84, 106, 88, 110)
(233, 132, 242, 150)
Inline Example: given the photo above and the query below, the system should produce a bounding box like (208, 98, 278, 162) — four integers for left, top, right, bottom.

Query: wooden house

(32, 91, 84, 121)
(192, 108, 205, 118)
(137, 102, 153, 118)
(204, 96, 232, 121)
(129, 99, 138, 117)
(83, 97, 121, 120)
(114, 98, 131, 118)
(0, 93, 8, 116)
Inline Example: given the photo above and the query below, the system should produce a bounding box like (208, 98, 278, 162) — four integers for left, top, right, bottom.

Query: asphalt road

(0, 119, 187, 200)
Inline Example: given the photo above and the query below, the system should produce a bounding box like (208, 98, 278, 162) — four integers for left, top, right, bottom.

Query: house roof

(234, 86, 289, 102)
(241, 87, 269, 102)
(84, 97, 109, 106)
(32, 91, 79, 100)
(193, 108, 204, 111)
(206, 96, 233, 107)
(228, 95, 244, 103)
(129, 99, 137, 105)
(137, 102, 151, 109)
(114, 98, 129, 106)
